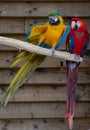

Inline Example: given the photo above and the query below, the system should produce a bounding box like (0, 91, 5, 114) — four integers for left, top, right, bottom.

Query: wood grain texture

(0, 0, 90, 128)
(0, 2, 89, 17)
(0, 18, 24, 34)
(1, 36, 82, 62)
(25, 17, 90, 34)
(0, 84, 90, 102)
(0, 35, 90, 51)
(0, 34, 25, 51)
(0, 51, 90, 68)
(0, 102, 90, 119)
(0, 69, 90, 85)
(0, 0, 89, 1)
(0, 18, 90, 34)
(0, 118, 90, 130)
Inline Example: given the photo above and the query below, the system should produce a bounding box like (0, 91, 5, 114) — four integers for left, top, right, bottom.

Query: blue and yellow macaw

(65, 18, 89, 129)
(1, 11, 70, 106)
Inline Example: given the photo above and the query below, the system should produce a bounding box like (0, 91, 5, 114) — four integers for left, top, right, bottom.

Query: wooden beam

(0, 52, 90, 68)
(0, 36, 83, 62)
(0, 34, 90, 51)
(0, 18, 90, 34)
(0, 118, 90, 130)
(0, 0, 89, 1)
(0, 69, 89, 85)
(0, 84, 90, 102)
(0, 102, 90, 119)
(0, 2, 89, 17)
(0, 18, 24, 34)
(25, 18, 90, 34)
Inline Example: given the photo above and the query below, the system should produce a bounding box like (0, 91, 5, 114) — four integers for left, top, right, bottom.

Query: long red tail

(65, 62, 79, 129)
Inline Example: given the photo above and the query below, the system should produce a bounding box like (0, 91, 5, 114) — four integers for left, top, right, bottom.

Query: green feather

(16, 51, 29, 59)
(48, 11, 62, 16)
(1, 35, 46, 105)
(2, 53, 46, 106)
(11, 51, 30, 67)
(1, 21, 50, 106)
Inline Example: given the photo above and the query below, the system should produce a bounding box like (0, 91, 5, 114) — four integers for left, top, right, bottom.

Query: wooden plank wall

(0, 0, 90, 130)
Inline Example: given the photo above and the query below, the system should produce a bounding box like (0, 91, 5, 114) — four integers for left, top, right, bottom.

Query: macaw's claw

(70, 63, 76, 70)
(74, 54, 80, 62)
(51, 47, 55, 55)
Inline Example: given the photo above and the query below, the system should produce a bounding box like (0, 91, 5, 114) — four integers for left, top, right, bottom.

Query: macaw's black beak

(74, 24, 78, 30)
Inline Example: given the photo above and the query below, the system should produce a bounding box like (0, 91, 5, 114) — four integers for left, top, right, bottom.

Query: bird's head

(71, 18, 88, 32)
(48, 11, 63, 25)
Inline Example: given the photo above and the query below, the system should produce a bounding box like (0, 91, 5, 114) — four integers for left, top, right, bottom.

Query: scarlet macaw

(1, 11, 70, 106)
(65, 17, 89, 129)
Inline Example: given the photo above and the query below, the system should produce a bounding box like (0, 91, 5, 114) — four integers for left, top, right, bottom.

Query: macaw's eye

(76, 21, 81, 28)
(49, 16, 59, 25)
(71, 21, 76, 29)
(53, 16, 58, 22)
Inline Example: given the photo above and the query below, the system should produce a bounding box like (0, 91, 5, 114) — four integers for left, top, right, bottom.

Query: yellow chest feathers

(40, 24, 65, 47)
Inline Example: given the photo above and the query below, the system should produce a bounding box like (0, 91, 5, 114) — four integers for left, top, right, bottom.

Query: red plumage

(67, 18, 88, 55)
(65, 18, 89, 129)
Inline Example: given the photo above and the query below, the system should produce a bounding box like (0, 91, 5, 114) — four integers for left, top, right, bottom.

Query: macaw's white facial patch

(49, 16, 58, 22)
(71, 21, 76, 29)
(77, 21, 81, 28)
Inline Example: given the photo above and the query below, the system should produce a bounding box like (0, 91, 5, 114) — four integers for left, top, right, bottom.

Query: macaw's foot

(70, 62, 76, 70)
(51, 47, 55, 55)
(68, 115, 73, 130)
(74, 54, 80, 62)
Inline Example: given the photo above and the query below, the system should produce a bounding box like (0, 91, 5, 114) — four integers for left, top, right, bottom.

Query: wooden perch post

(0, 36, 83, 62)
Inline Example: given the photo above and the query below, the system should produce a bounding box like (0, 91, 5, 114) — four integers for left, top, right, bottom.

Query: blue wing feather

(25, 23, 36, 42)
(68, 36, 74, 53)
(56, 26, 70, 49)
(80, 36, 89, 57)
(40, 42, 51, 49)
